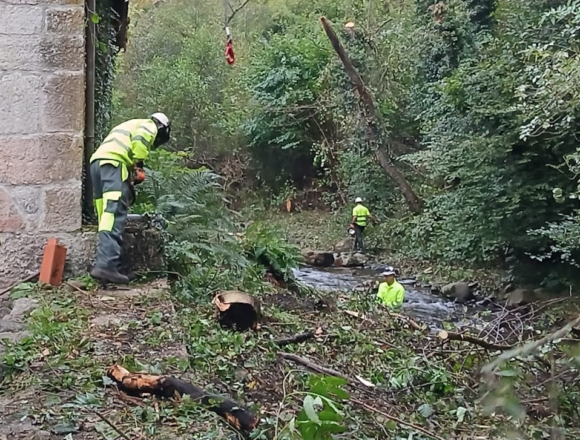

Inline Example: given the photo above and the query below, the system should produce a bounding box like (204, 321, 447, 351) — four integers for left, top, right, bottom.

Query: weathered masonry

(0, 0, 129, 290)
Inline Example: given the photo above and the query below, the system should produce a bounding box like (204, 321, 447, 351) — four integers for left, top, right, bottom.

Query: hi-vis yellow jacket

(377, 280, 405, 309)
(352, 204, 370, 226)
(90, 119, 158, 167)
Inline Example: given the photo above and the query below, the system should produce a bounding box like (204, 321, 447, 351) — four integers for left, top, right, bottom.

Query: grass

(2, 278, 580, 439)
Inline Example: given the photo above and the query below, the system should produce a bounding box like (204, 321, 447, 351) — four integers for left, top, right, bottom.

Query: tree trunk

(320, 17, 423, 214)
(374, 150, 424, 214)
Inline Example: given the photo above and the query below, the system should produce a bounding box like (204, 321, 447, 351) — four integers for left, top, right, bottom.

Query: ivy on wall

(95, 0, 121, 146)
(82, 1, 121, 224)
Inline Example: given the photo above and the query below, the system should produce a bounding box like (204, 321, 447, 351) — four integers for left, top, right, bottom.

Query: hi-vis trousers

(90, 160, 131, 270)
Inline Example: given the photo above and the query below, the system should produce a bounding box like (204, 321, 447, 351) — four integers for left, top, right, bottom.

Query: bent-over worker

(90, 113, 171, 284)
(351, 196, 372, 253)
(377, 269, 405, 310)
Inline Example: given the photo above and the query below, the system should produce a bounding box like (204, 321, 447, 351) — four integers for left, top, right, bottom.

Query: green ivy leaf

(496, 369, 518, 377)
(418, 403, 434, 418)
(91, 13, 100, 24)
(303, 395, 322, 425)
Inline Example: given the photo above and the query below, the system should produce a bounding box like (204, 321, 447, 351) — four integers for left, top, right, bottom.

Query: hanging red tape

(225, 38, 235, 65)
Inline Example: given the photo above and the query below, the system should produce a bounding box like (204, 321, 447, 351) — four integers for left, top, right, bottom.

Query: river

(292, 266, 478, 327)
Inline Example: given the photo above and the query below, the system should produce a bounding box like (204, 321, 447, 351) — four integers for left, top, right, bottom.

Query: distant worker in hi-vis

(350, 197, 373, 253)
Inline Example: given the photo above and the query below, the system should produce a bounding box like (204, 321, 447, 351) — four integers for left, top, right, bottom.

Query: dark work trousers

(90, 160, 131, 271)
(354, 224, 365, 252)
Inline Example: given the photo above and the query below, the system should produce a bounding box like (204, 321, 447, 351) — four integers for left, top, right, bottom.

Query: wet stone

(0, 319, 24, 332)
(6, 298, 39, 322)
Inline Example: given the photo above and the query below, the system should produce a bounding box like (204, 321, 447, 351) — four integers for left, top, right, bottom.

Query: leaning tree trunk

(320, 17, 423, 214)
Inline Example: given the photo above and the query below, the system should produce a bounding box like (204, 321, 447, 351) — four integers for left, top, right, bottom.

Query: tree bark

(320, 17, 423, 214)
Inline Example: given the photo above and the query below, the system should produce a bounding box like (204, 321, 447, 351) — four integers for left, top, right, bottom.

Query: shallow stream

(292, 266, 480, 328)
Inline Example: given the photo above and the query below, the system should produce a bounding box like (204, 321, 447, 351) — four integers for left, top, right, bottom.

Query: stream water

(292, 265, 477, 328)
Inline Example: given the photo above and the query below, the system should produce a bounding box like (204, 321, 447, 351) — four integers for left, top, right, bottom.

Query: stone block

(0, 0, 39, 4)
(0, 4, 43, 34)
(0, 35, 84, 73)
(0, 73, 42, 134)
(0, 0, 83, 5)
(6, 298, 39, 322)
(42, 73, 85, 132)
(40, 184, 82, 232)
(0, 36, 43, 71)
(46, 6, 84, 34)
(0, 134, 83, 185)
(40, 35, 84, 71)
(120, 226, 166, 275)
(55, 231, 97, 275)
(0, 231, 97, 291)
(47, 0, 84, 4)
(0, 188, 25, 232)
(0, 234, 43, 288)
(10, 187, 41, 215)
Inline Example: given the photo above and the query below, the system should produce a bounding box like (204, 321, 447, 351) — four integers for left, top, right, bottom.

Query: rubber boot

(125, 272, 137, 282)
(91, 267, 130, 284)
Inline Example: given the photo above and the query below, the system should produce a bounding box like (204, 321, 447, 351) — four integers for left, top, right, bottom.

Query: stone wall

(0, 0, 94, 289)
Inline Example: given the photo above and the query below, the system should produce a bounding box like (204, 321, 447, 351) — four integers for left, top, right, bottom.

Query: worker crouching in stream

(377, 269, 406, 310)
(89, 113, 171, 284)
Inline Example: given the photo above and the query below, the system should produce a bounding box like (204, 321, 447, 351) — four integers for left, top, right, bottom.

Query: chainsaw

(128, 166, 146, 206)
(126, 213, 167, 231)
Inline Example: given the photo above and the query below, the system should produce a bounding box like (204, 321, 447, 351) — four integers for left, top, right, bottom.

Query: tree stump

(212, 291, 261, 331)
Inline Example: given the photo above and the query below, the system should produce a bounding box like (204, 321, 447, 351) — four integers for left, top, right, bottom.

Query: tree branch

(481, 315, 580, 374)
(351, 398, 446, 440)
(227, 0, 251, 25)
(438, 330, 514, 351)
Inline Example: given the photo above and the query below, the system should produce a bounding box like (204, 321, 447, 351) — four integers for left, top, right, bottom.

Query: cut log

(107, 365, 260, 431)
(213, 290, 261, 331)
(438, 330, 514, 351)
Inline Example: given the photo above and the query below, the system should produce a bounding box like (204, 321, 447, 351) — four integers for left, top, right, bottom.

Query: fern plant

(132, 151, 249, 298)
(241, 222, 302, 282)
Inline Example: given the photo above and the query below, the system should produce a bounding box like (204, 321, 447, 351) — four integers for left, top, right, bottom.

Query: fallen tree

(107, 365, 260, 431)
(320, 16, 423, 214)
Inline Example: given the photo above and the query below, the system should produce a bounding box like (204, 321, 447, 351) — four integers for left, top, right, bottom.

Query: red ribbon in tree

(225, 38, 235, 65)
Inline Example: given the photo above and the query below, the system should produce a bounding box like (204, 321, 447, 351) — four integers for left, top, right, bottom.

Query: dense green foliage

(131, 150, 301, 299)
(117, 0, 580, 284)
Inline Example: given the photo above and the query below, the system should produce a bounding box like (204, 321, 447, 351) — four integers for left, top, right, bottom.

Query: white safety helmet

(355, 197, 363, 203)
(150, 112, 171, 147)
(151, 112, 170, 128)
